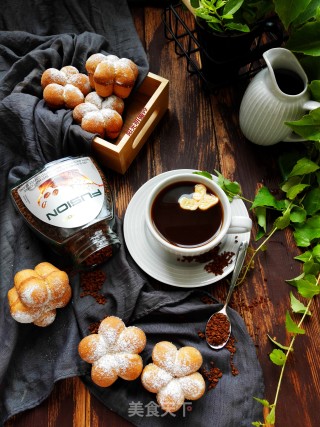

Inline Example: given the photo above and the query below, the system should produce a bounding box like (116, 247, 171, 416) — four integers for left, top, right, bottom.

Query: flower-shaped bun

(78, 316, 146, 387)
(7, 262, 71, 327)
(141, 341, 205, 412)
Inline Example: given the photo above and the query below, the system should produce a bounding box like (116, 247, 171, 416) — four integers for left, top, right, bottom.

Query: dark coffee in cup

(150, 181, 223, 248)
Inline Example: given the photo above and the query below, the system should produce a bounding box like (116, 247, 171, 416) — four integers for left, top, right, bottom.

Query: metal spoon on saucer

(205, 241, 248, 350)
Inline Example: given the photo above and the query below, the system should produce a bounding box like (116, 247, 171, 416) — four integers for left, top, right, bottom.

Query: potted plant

(183, 0, 280, 85)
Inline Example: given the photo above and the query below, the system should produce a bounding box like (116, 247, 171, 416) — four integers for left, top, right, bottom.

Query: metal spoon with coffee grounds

(205, 241, 248, 350)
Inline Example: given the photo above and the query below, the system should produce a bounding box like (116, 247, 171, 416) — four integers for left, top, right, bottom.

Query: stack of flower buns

(40, 53, 139, 139)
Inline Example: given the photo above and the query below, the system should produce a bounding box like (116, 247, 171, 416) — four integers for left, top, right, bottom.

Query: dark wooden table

(5, 5, 320, 427)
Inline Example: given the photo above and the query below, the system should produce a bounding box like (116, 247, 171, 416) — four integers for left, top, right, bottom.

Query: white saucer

(123, 169, 251, 288)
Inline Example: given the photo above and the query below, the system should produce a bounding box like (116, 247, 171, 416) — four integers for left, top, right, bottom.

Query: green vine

(195, 135, 320, 426)
(193, 2, 320, 425)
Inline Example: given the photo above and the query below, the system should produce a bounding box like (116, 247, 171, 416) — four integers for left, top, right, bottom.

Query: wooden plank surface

(5, 4, 320, 427)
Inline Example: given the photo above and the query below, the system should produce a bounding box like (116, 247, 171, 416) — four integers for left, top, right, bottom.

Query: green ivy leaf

(290, 292, 311, 315)
(278, 148, 308, 181)
(286, 108, 320, 141)
(281, 175, 302, 193)
(286, 272, 305, 287)
(251, 187, 285, 210)
(303, 187, 320, 215)
(254, 206, 267, 232)
(290, 206, 307, 223)
(303, 259, 320, 275)
(288, 157, 320, 178)
(225, 180, 241, 195)
(312, 244, 320, 262)
(193, 170, 213, 180)
(267, 334, 292, 351)
(296, 276, 320, 298)
(274, 209, 291, 230)
(295, 250, 312, 262)
(253, 397, 271, 407)
(293, 215, 320, 247)
(213, 170, 241, 200)
(270, 349, 287, 366)
(266, 406, 276, 425)
(309, 80, 320, 102)
(287, 183, 310, 200)
(255, 227, 266, 241)
(286, 311, 305, 334)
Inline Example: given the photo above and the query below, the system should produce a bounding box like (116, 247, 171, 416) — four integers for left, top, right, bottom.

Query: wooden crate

(92, 72, 169, 174)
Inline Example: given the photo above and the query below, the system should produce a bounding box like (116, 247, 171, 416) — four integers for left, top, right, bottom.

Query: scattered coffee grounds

(237, 295, 270, 313)
(205, 313, 230, 347)
(197, 330, 205, 339)
(178, 245, 234, 276)
(204, 250, 234, 275)
(198, 328, 239, 377)
(88, 320, 101, 334)
(225, 335, 239, 376)
(201, 361, 223, 390)
(200, 295, 215, 305)
(80, 269, 107, 304)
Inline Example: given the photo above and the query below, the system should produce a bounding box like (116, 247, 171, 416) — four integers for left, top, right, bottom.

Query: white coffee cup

(145, 172, 252, 257)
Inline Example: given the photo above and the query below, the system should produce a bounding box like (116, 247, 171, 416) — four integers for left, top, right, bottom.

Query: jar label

(17, 157, 105, 228)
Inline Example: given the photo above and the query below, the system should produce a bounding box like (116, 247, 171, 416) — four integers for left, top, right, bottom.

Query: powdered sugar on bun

(43, 83, 65, 108)
(7, 262, 71, 327)
(41, 68, 67, 88)
(157, 379, 185, 413)
(113, 60, 136, 99)
(60, 65, 79, 78)
(78, 316, 146, 387)
(73, 102, 99, 123)
(41, 66, 91, 108)
(68, 73, 91, 96)
(100, 108, 123, 139)
(76, 106, 123, 140)
(141, 341, 205, 413)
(41, 55, 138, 137)
(86, 53, 139, 99)
(85, 91, 103, 109)
(93, 59, 115, 97)
(63, 84, 84, 109)
(101, 95, 124, 115)
(85, 53, 108, 87)
(81, 111, 105, 137)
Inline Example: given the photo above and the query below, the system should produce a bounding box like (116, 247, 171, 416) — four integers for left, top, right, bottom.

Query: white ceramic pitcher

(239, 47, 320, 146)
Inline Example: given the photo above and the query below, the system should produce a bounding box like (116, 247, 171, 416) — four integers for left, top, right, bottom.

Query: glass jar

(11, 156, 120, 268)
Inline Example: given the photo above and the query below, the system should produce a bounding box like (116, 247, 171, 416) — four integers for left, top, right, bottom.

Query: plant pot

(195, 17, 279, 85)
